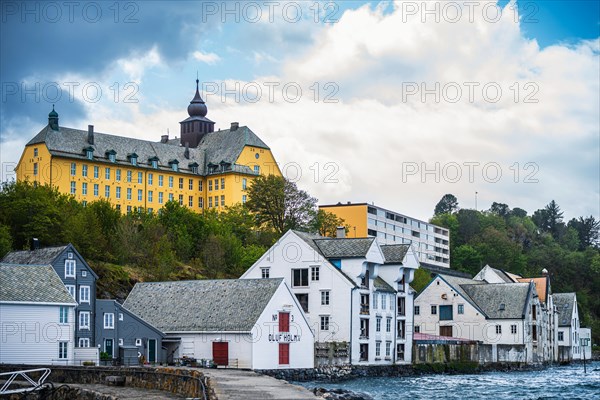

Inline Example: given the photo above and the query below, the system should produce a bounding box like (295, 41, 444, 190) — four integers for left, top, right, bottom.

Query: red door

(279, 343, 289, 365)
(279, 312, 289, 332)
(213, 342, 229, 366)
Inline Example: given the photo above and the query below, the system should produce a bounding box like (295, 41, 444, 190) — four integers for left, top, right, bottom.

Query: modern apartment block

(320, 202, 450, 268)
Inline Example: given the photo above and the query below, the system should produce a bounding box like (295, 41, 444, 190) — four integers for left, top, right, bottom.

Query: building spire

(48, 104, 59, 130)
(188, 79, 207, 118)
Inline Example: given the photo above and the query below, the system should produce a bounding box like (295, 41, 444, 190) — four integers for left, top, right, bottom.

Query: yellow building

(16, 81, 281, 213)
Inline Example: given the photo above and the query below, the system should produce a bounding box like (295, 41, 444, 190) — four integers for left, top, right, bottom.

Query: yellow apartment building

(16, 80, 281, 213)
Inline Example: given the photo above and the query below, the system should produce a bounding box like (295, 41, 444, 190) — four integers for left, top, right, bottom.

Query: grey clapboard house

(95, 300, 165, 365)
(2, 244, 98, 348)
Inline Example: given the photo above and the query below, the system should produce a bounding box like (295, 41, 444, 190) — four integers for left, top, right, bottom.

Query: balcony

(360, 305, 370, 315)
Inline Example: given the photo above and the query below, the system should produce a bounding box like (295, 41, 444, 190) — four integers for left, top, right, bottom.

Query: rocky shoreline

(313, 387, 374, 400)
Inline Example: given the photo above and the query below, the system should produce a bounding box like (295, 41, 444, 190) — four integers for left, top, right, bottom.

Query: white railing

(0, 368, 51, 394)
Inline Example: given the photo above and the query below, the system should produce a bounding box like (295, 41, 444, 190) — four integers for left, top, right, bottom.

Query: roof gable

(461, 282, 532, 319)
(0, 264, 77, 304)
(553, 293, 576, 326)
(123, 279, 283, 332)
(380, 244, 409, 264)
(313, 237, 375, 258)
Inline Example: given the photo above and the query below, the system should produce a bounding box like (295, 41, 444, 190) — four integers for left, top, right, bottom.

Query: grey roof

(553, 293, 576, 327)
(380, 244, 409, 264)
(27, 124, 268, 176)
(2, 245, 68, 264)
(313, 238, 375, 258)
(97, 299, 164, 337)
(373, 276, 396, 292)
(123, 279, 283, 332)
(419, 263, 472, 278)
(0, 264, 76, 304)
(490, 267, 517, 283)
(461, 283, 532, 319)
(441, 275, 484, 303)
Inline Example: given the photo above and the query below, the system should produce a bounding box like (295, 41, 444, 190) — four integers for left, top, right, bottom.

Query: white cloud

(192, 51, 222, 65)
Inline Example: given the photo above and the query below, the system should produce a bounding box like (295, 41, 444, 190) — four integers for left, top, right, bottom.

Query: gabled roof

(123, 279, 283, 332)
(517, 277, 550, 304)
(96, 299, 165, 337)
(473, 265, 520, 283)
(313, 237, 376, 258)
(2, 245, 68, 265)
(373, 276, 396, 293)
(0, 264, 77, 304)
(461, 282, 532, 320)
(419, 263, 472, 278)
(380, 244, 409, 264)
(26, 124, 267, 176)
(442, 275, 484, 302)
(553, 293, 576, 327)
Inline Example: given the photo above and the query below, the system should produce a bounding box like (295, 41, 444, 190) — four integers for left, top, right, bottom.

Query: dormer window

(84, 147, 94, 160)
(169, 160, 179, 172)
(189, 162, 199, 174)
(106, 150, 117, 163)
(128, 153, 138, 166)
(148, 156, 159, 169)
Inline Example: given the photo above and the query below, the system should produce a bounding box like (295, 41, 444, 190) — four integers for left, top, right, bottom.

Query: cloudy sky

(1, 0, 598, 221)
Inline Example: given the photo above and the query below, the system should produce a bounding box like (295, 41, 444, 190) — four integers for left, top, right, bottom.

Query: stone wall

(413, 343, 479, 364)
(0, 365, 213, 399)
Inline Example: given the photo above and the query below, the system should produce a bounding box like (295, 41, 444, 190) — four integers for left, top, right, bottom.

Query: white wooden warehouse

(123, 278, 314, 369)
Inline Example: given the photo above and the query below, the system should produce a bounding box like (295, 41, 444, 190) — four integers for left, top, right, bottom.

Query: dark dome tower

(180, 79, 215, 147)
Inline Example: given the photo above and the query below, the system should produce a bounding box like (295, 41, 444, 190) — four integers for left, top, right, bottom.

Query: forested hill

(0, 183, 598, 343)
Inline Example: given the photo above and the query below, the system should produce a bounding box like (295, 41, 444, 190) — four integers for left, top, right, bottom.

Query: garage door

(212, 342, 229, 366)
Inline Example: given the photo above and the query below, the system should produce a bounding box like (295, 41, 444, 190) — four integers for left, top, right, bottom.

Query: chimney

(230, 122, 239, 131)
(88, 125, 94, 145)
(32, 238, 40, 250)
(161, 134, 169, 143)
(184, 142, 190, 159)
(336, 226, 346, 238)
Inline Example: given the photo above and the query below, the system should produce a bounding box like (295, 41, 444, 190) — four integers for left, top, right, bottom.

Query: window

(360, 343, 369, 361)
(360, 294, 370, 314)
(254, 165, 260, 174)
(82, 165, 88, 177)
(71, 162, 76, 176)
(179, 194, 184, 205)
(397, 344, 405, 361)
(214, 196, 219, 207)
(188, 196, 194, 207)
(279, 343, 289, 365)
(94, 166, 99, 179)
(169, 193, 174, 202)
(215, 179, 219, 190)
(397, 320, 405, 339)
(158, 192, 163, 204)
(105, 168, 110, 180)
(138, 172, 143, 184)
(172, 163, 178, 172)
(458, 304, 465, 314)
(105, 185, 110, 198)
(33, 163, 38, 176)
(66, 285, 75, 299)
(198, 180, 203, 191)
(321, 290, 330, 306)
(127, 188, 132, 200)
(148, 173, 153, 185)
(295, 293, 309, 313)
(208, 180, 213, 191)
(261, 268, 270, 279)
(398, 297, 406, 316)
(59, 342, 68, 359)
(82, 270, 87, 277)
(242, 195, 247, 204)
(34, 148, 38, 157)
(373, 293, 378, 309)
(116, 187, 121, 199)
(532, 324, 537, 341)
(79, 338, 90, 348)
(311, 266, 320, 281)
(138, 189, 143, 201)
(131, 156, 137, 166)
(93, 184, 99, 197)
(127, 206, 132, 214)
(376, 317, 382, 332)
(279, 312, 289, 332)
(360, 318, 369, 339)
(169, 176, 173, 188)
(79, 312, 90, 329)
(292, 269, 309, 287)
(558, 331, 564, 341)
(148, 191, 153, 202)
(116, 169, 121, 181)
(511, 324, 517, 334)
(439, 305, 453, 321)
(158, 175, 163, 187)
(414, 325, 420, 333)
(127, 170, 132, 182)
(390, 295, 394, 310)
(320, 316, 330, 331)
(221, 178, 225, 190)
(495, 325, 502, 334)
(59, 306, 68, 324)
(188, 179, 193, 190)
(79, 286, 90, 303)
(221, 195, 225, 206)
(375, 341, 381, 357)
(65, 260, 76, 278)
(104, 313, 115, 329)
(385, 342, 391, 358)
(242, 178, 247, 190)
(152, 160, 158, 169)
(431, 305, 437, 315)
(360, 270, 370, 289)
(199, 197, 204, 208)
(386, 317, 392, 333)
(177, 178, 183, 189)
(135, 338, 142, 346)
(208, 197, 212, 208)
(70, 181, 76, 194)
(381, 294, 387, 310)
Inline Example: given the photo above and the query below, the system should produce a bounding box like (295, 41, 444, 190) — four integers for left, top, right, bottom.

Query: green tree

(246, 175, 317, 235)
(0, 224, 12, 259)
(568, 216, 600, 249)
(453, 244, 483, 274)
(533, 200, 564, 239)
(434, 194, 459, 215)
(313, 209, 349, 237)
(490, 202, 510, 218)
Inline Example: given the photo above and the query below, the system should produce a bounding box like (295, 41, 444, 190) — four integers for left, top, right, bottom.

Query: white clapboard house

(123, 278, 314, 369)
(0, 263, 77, 365)
(240, 229, 420, 366)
